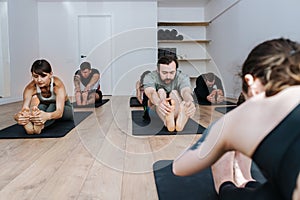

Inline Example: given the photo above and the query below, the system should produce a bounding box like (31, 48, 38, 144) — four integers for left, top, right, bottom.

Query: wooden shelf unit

(158, 22, 210, 26)
(177, 58, 211, 62)
(158, 39, 210, 44)
(157, 21, 211, 83)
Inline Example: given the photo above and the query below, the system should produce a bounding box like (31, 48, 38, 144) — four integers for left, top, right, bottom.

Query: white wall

(5, 0, 300, 104)
(38, 1, 157, 96)
(206, 0, 300, 98)
(0, 1, 10, 98)
(204, 0, 240, 22)
(158, 7, 204, 22)
(1, 0, 39, 105)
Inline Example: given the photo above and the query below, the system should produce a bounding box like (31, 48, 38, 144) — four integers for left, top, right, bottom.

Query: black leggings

(142, 92, 148, 107)
(95, 90, 103, 102)
(38, 99, 74, 128)
(219, 181, 282, 200)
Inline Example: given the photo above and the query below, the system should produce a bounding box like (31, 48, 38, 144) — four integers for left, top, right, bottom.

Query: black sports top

(252, 104, 300, 199)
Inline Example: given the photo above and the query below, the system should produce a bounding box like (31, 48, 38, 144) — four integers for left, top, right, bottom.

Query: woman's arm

(14, 81, 35, 124)
(51, 77, 67, 119)
(22, 82, 36, 110)
(173, 117, 230, 176)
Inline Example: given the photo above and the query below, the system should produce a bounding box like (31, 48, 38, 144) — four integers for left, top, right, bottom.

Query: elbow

(172, 166, 181, 176)
(55, 110, 63, 119)
(172, 162, 186, 177)
(58, 113, 63, 119)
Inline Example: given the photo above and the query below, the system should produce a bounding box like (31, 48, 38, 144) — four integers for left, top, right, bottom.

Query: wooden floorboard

(0, 96, 230, 200)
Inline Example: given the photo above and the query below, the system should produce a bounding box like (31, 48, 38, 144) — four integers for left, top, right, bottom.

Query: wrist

(47, 112, 52, 121)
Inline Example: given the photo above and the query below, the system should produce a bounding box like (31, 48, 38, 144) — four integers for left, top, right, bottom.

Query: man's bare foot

(165, 99, 175, 132)
(211, 152, 235, 194)
(24, 122, 34, 134)
(175, 101, 189, 131)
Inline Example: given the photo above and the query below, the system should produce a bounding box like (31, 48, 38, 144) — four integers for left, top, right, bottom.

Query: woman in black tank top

(173, 38, 300, 200)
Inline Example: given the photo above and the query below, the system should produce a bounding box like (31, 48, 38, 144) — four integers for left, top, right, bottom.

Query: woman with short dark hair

(14, 59, 73, 134)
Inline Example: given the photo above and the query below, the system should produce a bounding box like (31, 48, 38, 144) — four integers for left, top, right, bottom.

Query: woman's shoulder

(277, 85, 300, 97)
(226, 85, 300, 130)
(53, 76, 65, 86)
(253, 85, 300, 105)
(25, 80, 36, 91)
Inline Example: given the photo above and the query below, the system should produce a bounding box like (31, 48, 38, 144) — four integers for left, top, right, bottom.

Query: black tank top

(252, 104, 300, 199)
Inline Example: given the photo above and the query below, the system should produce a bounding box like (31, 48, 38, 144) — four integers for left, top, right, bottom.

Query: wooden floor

(0, 96, 230, 200)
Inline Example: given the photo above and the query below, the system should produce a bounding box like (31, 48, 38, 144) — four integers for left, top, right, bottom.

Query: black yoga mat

(153, 160, 266, 200)
(131, 110, 206, 136)
(0, 111, 92, 139)
(129, 97, 143, 107)
(215, 106, 237, 114)
(72, 99, 109, 108)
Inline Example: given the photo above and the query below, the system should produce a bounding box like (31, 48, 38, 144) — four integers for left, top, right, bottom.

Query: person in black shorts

(194, 72, 225, 104)
(173, 38, 300, 200)
(74, 61, 102, 105)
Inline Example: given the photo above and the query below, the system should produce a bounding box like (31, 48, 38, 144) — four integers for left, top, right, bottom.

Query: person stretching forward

(144, 56, 196, 132)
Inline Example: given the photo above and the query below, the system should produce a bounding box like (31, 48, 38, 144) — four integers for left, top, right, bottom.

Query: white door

(78, 15, 112, 95)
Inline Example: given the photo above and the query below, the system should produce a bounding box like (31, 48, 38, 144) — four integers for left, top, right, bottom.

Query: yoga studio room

(0, 0, 300, 200)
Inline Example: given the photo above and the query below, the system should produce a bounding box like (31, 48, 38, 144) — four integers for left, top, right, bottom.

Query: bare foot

(21, 109, 34, 134)
(31, 106, 44, 134)
(211, 152, 235, 194)
(24, 122, 34, 134)
(175, 101, 189, 132)
(165, 99, 175, 132)
(234, 152, 255, 187)
(233, 159, 249, 187)
(33, 124, 44, 134)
